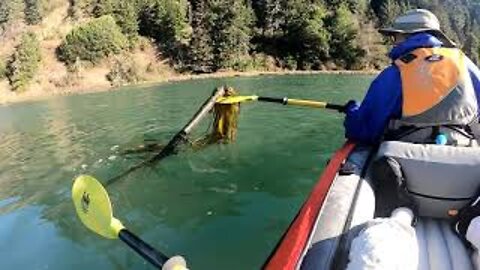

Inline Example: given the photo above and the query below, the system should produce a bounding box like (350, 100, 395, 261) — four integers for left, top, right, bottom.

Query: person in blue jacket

(344, 9, 480, 145)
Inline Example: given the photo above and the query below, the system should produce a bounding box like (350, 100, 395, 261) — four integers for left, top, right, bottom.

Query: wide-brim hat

(379, 9, 457, 48)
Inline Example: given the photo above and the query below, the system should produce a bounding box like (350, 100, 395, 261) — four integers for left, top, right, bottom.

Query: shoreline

(0, 69, 378, 105)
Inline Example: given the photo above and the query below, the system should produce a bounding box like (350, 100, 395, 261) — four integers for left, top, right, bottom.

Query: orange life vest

(394, 47, 477, 126)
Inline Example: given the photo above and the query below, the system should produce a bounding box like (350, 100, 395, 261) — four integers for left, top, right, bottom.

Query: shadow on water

(0, 74, 372, 270)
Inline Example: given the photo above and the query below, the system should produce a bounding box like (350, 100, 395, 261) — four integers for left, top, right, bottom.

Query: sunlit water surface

(0, 74, 371, 269)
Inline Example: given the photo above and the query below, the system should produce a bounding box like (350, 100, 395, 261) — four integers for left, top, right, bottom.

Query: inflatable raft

(264, 141, 479, 270)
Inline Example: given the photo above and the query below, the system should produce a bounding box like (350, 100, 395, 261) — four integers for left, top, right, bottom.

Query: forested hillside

(0, 0, 479, 94)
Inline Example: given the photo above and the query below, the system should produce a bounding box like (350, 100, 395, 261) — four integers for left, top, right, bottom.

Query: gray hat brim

(379, 27, 456, 48)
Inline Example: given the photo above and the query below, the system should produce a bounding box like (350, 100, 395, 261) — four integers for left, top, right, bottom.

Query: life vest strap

(385, 124, 476, 143)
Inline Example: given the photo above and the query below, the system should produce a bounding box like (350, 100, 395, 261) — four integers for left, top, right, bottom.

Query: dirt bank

(0, 69, 377, 105)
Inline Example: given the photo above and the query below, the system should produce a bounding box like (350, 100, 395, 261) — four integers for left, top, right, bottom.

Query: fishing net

(108, 85, 240, 184)
(123, 85, 239, 154)
(193, 86, 240, 146)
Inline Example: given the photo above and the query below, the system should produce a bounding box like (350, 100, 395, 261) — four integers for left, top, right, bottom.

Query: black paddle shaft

(119, 229, 169, 268)
(257, 96, 346, 112)
(257, 96, 287, 104)
(325, 103, 346, 112)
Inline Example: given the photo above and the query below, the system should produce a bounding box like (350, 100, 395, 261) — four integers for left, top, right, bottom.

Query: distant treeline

(0, 0, 479, 91)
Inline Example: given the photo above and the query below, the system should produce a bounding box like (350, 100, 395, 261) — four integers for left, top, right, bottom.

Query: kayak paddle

(72, 175, 188, 270)
(216, 95, 346, 112)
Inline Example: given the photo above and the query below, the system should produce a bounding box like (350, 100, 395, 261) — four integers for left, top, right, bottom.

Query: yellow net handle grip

(286, 99, 328, 108)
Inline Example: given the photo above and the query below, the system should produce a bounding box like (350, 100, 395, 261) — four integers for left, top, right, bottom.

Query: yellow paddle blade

(72, 175, 125, 239)
(216, 95, 258, 104)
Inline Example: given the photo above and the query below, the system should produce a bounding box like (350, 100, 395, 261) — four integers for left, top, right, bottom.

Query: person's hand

(342, 100, 359, 113)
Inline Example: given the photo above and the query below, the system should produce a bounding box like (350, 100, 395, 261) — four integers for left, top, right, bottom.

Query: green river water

(0, 74, 372, 270)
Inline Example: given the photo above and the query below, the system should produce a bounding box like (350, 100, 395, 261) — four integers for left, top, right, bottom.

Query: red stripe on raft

(264, 141, 356, 270)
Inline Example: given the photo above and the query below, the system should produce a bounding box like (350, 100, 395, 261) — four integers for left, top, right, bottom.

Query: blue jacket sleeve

(466, 57, 480, 109)
(344, 66, 402, 144)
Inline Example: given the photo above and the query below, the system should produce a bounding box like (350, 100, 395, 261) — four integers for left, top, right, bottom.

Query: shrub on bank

(57, 15, 128, 66)
(6, 32, 41, 91)
(24, 0, 42, 25)
(250, 53, 278, 71)
(106, 55, 141, 87)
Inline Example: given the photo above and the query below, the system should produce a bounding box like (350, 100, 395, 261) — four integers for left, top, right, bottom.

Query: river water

(0, 74, 372, 270)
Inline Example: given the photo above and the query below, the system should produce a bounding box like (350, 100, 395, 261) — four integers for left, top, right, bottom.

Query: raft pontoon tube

(264, 141, 480, 270)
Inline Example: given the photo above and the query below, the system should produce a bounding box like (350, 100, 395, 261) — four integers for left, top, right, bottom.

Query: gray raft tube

(299, 145, 376, 270)
(299, 142, 480, 270)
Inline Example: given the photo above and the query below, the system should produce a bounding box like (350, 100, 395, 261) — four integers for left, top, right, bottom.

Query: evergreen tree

(7, 32, 41, 91)
(355, 14, 389, 69)
(24, 0, 42, 25)
(208, 0, 254, 70)
(138, 0, 191, 49)
(91, 0, 114, 17)
(113, 1, 139, 40)
(284, 0, 330, 69)
(80, 0, 139, 41)
(328, 3, 364, 69)
(250, 0, 287, 64)
(256, 0, 286, 37)
(137, 0, 191, 68)
(478, 45, 480, 65)
(378, 0, 403, 26)
(449, 4, 469, 39)
(0, 1, 10, 27)
(189, 0, 214, 72)
(465, 33, 480, 65)
(324, 0, 367, 12)
(430, 5, 460, 46)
